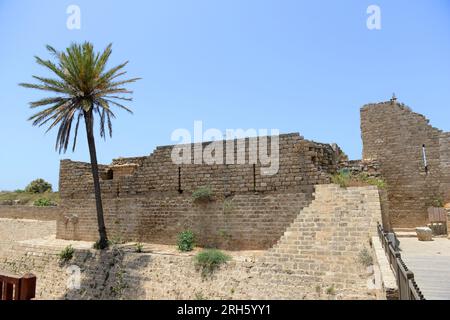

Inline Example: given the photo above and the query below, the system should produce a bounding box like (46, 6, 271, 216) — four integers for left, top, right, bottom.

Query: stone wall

(59, 133, 338, 198)
(0, 184, 384, 300)
(0, 206, 60, 221)
(57, 133, 342, 247)
(361, 101, 450, 228)
(338, 159, 381, 178)
(57, 192, 312, 250)
(0, 218, 56, 242)
(253, 184, 382, 299)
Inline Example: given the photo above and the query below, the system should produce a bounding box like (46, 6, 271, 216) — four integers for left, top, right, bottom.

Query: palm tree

(20, 42, 140, 249)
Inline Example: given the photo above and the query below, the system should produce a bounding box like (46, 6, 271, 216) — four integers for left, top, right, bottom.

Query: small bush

(194, 249, 231, 277)
(177, 230, 195, 252)
(192, 186, 213, 203)
(25, 178, 52, 194)
(93, 239, 110, 250)
(358, 173, 386, 189)
(331, 170, 351, 188)
(135, 242, 144, 253)
(326, 285, 336, 295)
(109, 236, 126, 245)
(429, 196, 444, 208)
(195, 292, 206, 300)
(33, 198, 53, 207)
(59, 245, 75, 262)
(331, 171, 386, 189)
(358, 248, 373, 267)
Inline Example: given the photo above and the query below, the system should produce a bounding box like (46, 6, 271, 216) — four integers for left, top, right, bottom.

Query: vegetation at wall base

(135, 242, 144, 253)
(194, 249, 231, 277)
(428, 196, 444, 208)
(93, 239, 110, 250)
(177, 230, 195, 252)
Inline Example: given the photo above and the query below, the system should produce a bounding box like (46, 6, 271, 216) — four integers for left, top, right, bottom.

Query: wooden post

(19, 274, 36, 300)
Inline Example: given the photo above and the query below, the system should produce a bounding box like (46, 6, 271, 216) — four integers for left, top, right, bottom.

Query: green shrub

(59, 245, 75, 262)
(358, 248, 373, 267)
(192, 186, 213, 203)
(25, 178, 52, 194)
(194, 249, 231, 277)
(429, 196, 444, 208)
(331, 170, 351, 188)
(331, 171, 386, 189)
(326, 285, 336, 295)
(358, 173, 387, 189)
(93, 239, 110, 250)
(33, 198, 53, 207)
(135, 242, 144, 253)
(177, 230, 195, 252)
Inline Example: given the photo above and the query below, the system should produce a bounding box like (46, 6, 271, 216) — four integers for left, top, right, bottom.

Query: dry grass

(0, 191, 59, 205)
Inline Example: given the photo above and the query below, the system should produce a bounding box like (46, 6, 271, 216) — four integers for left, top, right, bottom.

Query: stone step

(395, 231, 417, 238)
(393, 228, 417, 238)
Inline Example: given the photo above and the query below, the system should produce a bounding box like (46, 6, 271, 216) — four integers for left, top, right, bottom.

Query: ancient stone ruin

(57, 133, 342, 249)
(1, 99, 449, 300)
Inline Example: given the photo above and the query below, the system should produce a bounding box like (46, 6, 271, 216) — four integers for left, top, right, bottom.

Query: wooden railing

(0, 272, 36, 300)
(377, 223, 426, 300)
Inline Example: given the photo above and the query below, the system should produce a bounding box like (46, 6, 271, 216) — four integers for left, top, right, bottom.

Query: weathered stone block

(415, 227, 433, 241)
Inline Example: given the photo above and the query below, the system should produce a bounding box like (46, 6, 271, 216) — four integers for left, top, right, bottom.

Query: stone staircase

(252, 184, 382, 299)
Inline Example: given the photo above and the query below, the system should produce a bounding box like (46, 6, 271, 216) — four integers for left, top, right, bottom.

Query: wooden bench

(0, 272, 36, 300)
(427, 207, 448, 235)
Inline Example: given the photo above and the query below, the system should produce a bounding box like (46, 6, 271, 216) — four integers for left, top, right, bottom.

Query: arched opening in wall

(101, 169, 113, 180)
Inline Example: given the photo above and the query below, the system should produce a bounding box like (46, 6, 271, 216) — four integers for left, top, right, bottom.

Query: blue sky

(0, 0, 449, 190)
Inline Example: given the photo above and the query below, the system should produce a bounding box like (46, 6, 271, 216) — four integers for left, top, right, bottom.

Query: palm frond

(21, 42, 140, 153)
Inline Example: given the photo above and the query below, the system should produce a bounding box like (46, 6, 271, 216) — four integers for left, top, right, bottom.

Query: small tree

(25, 178, 52, 193)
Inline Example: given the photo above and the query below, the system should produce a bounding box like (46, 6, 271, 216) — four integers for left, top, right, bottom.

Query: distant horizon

(1, 0, 449, 190)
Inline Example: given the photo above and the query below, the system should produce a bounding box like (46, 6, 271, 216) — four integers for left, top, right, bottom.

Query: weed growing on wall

(192, 186, 213, 203)
(177, 230, 195, 252)
(194, 249, 231, 277)
(358, 247, 373, 267)
(332, 170, 386, 189)
(222, 199, 234, 214)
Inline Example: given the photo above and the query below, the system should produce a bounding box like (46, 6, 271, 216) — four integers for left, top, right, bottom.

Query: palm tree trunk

(84, 109, 108, 249)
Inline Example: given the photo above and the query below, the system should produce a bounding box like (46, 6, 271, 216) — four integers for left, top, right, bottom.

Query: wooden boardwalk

(399, 238, 450, 300)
